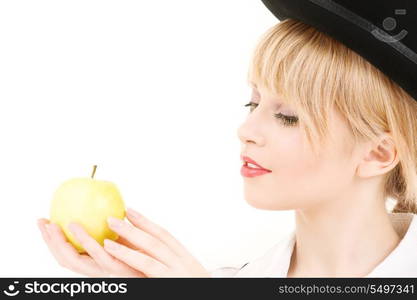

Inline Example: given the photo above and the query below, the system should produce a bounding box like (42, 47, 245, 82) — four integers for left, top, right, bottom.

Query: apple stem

(91, 165, 97, 179)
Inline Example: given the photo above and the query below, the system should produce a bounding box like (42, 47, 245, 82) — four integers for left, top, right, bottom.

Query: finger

(68, 222, 144, 277)
(116, 236, 149, 259)
(107, 216, 179, 268)
(46, 222, 103, 277)
(103, 239, 169, 277)
(38, 219, 71, 269)
(125, 208, 196, 260)
(37, 218, 51, 242)
(116, 235, 140, 251)
(38, 218, 143, 277)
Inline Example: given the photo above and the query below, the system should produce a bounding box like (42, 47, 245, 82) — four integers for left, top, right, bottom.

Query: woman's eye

(244, 101, 299, 127)
(274, 113, 299, 127)
(244, 101, 258, 113)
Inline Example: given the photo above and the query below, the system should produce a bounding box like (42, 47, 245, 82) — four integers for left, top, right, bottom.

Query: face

(237, 84, 359, 211)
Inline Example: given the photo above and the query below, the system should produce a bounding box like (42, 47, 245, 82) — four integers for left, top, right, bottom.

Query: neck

(287, 195, 400, 277)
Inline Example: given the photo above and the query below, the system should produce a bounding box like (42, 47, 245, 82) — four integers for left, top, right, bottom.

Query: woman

(37, 1, 417, 277)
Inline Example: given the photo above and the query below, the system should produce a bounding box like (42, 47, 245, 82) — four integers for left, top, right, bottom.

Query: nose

(236, 118, 266, 147)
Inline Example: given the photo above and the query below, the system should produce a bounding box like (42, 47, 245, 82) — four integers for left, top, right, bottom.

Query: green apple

(50, 165, 126, 253)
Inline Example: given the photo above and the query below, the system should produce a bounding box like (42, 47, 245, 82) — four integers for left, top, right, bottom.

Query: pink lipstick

(240, 155, 272, 178)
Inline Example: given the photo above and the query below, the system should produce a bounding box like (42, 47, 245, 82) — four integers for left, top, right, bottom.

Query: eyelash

(244, 102, 299, 127)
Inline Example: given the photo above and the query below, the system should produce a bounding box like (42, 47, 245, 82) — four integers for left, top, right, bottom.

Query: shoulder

(366, 212, 417, 277)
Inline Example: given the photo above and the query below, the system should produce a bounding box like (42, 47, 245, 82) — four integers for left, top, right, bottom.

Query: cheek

(243, 131, 321, 209)
(272, 132, 354, 206)
(243, 130, 350, 210)
(270, 123, 354, 181)
(269, 130, 316, 176)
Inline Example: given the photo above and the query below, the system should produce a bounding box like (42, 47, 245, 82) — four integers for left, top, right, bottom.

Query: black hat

(260, 0, 417, 101)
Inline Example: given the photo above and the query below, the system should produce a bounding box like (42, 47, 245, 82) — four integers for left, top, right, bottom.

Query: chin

(243, 194, 295, 210)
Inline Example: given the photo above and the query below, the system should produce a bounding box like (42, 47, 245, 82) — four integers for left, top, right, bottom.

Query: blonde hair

(248, 19, 417, 214)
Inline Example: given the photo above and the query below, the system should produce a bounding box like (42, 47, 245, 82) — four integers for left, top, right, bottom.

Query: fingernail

(68, 223, 80, 237)
(126, 207, 140, 219)
(45, 224, 52, 234)
(104, 239, 119, 250)
(37, 219, 44, 230)
(107, 216, 123, 229)
(39, 222, 50, 238)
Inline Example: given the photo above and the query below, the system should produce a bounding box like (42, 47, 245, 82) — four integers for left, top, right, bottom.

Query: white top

(210, 212, 417, 277)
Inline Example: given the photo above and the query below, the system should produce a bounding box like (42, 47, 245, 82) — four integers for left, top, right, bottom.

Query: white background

(0, 0, 295, 277)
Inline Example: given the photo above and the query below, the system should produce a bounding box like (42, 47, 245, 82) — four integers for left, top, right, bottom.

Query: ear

(356, 133, 399, 178)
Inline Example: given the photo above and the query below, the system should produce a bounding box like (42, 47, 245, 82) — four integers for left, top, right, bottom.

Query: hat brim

(261, 0, 417, 101)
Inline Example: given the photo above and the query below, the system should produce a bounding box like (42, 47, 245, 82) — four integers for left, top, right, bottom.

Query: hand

(37, 218, 144, 277)
(37, 207, 211, 278)
(102, 207, 211, 277)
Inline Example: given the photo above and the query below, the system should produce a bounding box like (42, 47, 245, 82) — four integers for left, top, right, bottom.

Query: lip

(240, 155, 272, 177)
